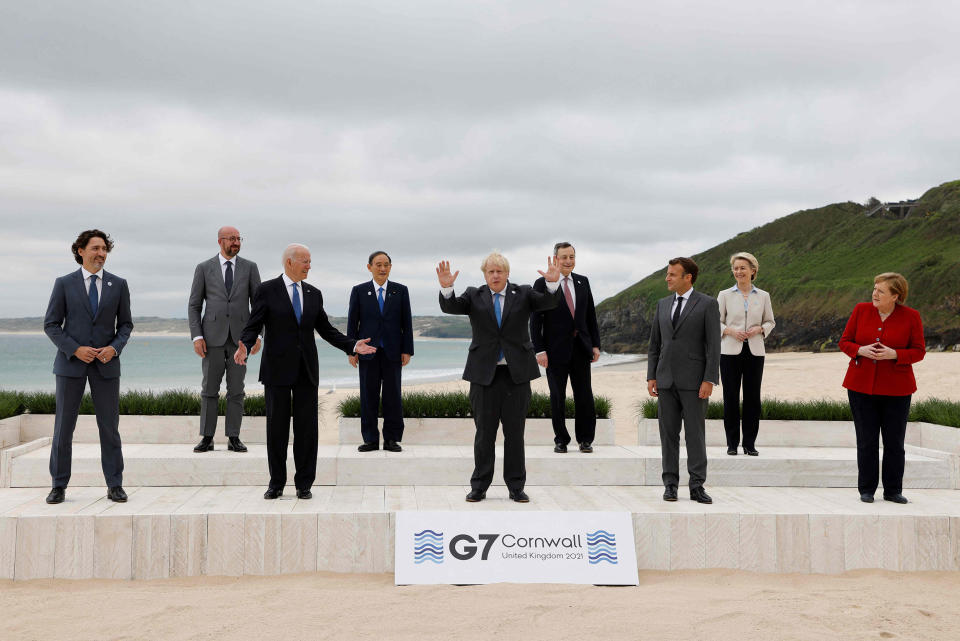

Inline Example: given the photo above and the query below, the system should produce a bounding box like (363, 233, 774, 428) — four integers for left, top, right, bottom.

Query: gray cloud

(1, 1, 958, 319)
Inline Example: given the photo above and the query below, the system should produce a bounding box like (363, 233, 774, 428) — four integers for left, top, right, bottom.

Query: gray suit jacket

(44, 269, 134, 379)
(646, 289, 721, 390)
(188, 255, 261, 346)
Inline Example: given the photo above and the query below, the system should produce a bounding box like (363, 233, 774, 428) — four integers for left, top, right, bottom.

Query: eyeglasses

(219, 236, 243, 243)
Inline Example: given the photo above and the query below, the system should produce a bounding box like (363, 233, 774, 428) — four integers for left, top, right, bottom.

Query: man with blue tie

(234, 244, 377, 499)
(347, 251, 414, 452)
(43, 230, 133, 504)
(437, 252, 562, 503)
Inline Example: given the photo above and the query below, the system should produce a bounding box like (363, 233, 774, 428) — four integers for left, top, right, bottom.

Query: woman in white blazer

(718, 252, 775, 456)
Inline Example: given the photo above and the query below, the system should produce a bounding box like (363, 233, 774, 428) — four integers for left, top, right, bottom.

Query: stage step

(5, 442, 954, 489)
(2, 485, 959, 579)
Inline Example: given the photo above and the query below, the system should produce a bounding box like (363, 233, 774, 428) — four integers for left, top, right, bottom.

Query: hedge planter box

(637, 418, 960, 452)
(338, 417, 617, 446)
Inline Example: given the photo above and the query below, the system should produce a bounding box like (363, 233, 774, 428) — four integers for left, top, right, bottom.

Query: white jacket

(717, 285, 776, 356)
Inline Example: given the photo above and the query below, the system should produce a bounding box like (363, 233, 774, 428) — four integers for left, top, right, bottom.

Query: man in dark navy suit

(235, 244, 376, 500)
(437, 252, 562, 503)
(43, 229, 134, 504)
(530, 242, 602, 453)
(347, 251, 414, 452)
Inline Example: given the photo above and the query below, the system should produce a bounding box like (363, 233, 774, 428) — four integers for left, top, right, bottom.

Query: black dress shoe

(509, 490, 530, 503)
(227, 436, 247, 452)
(193, 436, 214, 452)
(743, 447, 759, 456)
(690, 486, 713, 504)
(860, 493, 874, 503)
(727, 447, 738, 455)
(107, 486, 128, 502)
(883, 493, 908, 504)
(579, 442, 593, 453)
(297, 489, 313, 500)
(46, 487, 65, 504)
(554, 443, 568, 453)
(663, 485, 678, 502)
(357, 442, 379, 452)
(383, 440, 402, 452)
(465, 489, 486, 502)
(263, 487, 283, 500)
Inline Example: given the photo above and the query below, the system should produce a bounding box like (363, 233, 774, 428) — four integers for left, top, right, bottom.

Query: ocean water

(0, 334, 640, 392)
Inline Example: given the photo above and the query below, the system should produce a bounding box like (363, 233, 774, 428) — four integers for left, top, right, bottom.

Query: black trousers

(469, 366, 531, 492)
(545, 341, 596, 445)
(848, 390, 911, 496)
(720, 343, 765, 450)
(264, 359, 319, 491)
(358, 350, 404, 444)
(50, 368, 123, 488)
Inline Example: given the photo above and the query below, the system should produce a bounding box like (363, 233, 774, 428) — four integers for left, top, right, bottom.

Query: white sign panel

(395, 511, 638, 585)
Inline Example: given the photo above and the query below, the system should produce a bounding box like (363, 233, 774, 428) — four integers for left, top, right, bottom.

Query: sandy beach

(3, 352, 960, 640)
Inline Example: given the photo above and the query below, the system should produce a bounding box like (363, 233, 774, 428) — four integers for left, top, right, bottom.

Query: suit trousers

(720, 343, 765, 450)
(200, 336, 246, 437)
(658, 387, 708, 489)
(848, 390, 911, 496)
(469, 366, 531, 492)
(264, 359, 319, 491)
(50, 368, 123, 488)
(546, 341, 596, 445)
(358, 350, 404, 444)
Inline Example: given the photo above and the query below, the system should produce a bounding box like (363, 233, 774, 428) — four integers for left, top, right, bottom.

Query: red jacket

(839, 302, 925, 396)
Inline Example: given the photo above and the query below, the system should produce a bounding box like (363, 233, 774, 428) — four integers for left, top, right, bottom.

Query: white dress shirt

(671, 288, 693, 318)
(81, 266, 104, 298)
(560, 275, 576, 312)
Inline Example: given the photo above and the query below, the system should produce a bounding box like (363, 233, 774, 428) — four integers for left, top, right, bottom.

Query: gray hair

(282, 243, 310, 266)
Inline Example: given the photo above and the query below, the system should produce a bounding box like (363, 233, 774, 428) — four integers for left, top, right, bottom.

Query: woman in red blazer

(839, 272, 925, 504)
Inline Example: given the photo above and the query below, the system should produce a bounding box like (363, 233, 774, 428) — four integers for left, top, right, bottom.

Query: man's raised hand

(436, 260, 459, 288)
(537, 256, 561, 282)
(354, 338, 377, 355)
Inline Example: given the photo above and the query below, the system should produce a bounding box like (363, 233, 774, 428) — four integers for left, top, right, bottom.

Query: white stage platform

(1, 485, 958, 580)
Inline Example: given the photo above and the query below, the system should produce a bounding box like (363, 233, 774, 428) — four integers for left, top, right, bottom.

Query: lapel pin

(367, 291, 372, 295)
(107, 281, 113, 286)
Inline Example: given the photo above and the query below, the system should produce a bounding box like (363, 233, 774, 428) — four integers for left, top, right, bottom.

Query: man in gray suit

(188, 226, 261, 453)
(647, 257, 721, 504)
(44, 229, 133, 504)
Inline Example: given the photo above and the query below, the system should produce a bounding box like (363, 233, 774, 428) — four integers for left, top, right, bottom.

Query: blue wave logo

(586, 529, 617, 565)
(414, 529, 444, 564)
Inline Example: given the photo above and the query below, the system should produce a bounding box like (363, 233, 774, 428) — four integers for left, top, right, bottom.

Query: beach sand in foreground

(2, 569, 959, 640)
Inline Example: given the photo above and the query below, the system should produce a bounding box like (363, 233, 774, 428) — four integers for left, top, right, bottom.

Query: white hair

(282, 243, 310, 266)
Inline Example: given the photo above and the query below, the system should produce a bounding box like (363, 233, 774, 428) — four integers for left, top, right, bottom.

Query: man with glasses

(188, 226, 262, 453)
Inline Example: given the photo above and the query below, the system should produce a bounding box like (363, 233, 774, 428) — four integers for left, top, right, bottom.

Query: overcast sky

(1, 1, 957, 319)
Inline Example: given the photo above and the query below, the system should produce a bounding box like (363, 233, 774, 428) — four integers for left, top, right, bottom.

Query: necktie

(494, 293, 503, 361)
(89, 274, 99, 317)
(292, 282, 302, 324)
(224, 261, 234, 295)
(562, 277, 575, 317)
(377, 286, 385, 314)
(672, 294, 683, 327)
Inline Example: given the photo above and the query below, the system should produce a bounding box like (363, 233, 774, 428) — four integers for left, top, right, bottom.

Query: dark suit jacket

(44, 269, 134, 379)
(646, 289, 721, 390)
(530, 273, 601, 364)
(346, 281, 414, 362)
(439, 282, 561, 385)
(187, 255, 261, 345)
(240, 276, 355, 387)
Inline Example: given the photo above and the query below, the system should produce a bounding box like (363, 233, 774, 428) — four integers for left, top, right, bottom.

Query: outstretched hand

(436, 260, 459, 288)
(537, 256, 561, 282)
(354, 338, 377, 355)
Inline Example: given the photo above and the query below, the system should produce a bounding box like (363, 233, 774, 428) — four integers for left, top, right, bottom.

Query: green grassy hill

(597, 179, 960, 353)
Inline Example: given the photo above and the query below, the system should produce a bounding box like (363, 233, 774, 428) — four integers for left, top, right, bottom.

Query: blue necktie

(377, 286, 384, 314)
(494, 292, 503, 362)
(292, 282, 302, 324)
(89, 274, 99, 317)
